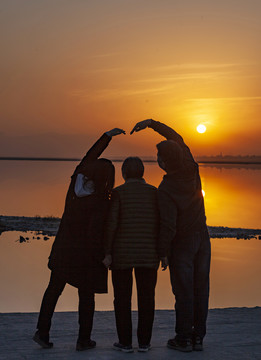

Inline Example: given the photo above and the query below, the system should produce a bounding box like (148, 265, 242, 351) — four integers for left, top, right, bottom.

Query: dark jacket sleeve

(149, 120, 196, 167)
(104, 190, 120, 255)
(157, 188, 178, 258)
(73, 133, 112, 175)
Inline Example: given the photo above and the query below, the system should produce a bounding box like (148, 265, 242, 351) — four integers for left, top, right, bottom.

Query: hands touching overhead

(107, 119, 154, 138)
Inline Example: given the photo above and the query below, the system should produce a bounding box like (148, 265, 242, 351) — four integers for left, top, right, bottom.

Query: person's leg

(36, 271, 66, 335)
(193, 228, 211, 341)
(34, 271, 66, 348)
(77, 287, 95, 341)
(111, 268, 133, 346)
(76, 286, 96, 350)
(169, 235, 196, 342)
(135, 267, 157, 347)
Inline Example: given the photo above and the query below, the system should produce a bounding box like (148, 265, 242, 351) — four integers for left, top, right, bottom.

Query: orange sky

(1, 0, 261, 157)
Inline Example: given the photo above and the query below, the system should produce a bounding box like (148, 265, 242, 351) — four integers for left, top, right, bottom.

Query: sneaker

(76, 339, 96, 351)
(167, 336, 192, 352)
(138, 344, 151, 352)
(113, 342, 134, 353)
(33, 330, 53, 349)
(193, 336, 203, 351)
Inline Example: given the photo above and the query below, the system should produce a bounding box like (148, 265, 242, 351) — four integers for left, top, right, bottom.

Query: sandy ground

(0, 308, 260, 360)
(1, 215, 261, 239)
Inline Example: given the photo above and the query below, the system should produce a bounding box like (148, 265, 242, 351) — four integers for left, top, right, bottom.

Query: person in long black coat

(33, 128, 125, 351)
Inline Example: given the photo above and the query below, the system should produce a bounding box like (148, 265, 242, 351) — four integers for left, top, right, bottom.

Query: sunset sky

(1, 0, 261, 157)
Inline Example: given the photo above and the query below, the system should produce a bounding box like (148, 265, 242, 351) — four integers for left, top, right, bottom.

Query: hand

(106, 128, 126, 137)
(160, 256, 169, 271)
(102, 254, 112, 268)
(130, 119, 153, 134)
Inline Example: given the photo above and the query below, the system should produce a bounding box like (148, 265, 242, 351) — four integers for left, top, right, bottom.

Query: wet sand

(0, 308, 261, 359)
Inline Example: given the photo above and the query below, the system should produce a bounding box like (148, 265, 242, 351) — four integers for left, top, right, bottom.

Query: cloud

(152, 62, 245, 71)
(70, 61, 260, 102)
(71, 85, 173, 100)
(132, 71, 236, 84)
(89, 52, 122, 59)
(186, 96, 261, 102)
(131, 62, 257, 85)
(90, 67, 124, 73)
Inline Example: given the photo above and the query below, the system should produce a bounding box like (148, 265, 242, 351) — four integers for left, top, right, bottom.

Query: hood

(157, 140, 183, 173)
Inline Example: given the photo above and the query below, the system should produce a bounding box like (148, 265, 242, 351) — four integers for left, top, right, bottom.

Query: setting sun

(197, 124, 207, 134)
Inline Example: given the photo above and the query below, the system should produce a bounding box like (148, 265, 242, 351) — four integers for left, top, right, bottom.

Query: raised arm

(74, 128, 125, 175)
(131, 119, 183, 143)
(149, 120, 184, 144)
(131, 119, 196, 165)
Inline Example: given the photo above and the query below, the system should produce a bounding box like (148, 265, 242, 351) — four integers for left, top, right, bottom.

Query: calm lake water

(0, 160, 261, 312)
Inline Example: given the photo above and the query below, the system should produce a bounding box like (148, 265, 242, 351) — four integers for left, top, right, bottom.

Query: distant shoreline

(1, 215, 261, 239)
(1, 156, 261, 165)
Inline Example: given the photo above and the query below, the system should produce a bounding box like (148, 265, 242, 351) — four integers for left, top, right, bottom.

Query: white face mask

(74, 173, 95, 197)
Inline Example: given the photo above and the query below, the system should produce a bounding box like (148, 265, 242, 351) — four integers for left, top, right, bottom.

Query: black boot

(167, 336, 192, 352)
(76, 338, 96, 351)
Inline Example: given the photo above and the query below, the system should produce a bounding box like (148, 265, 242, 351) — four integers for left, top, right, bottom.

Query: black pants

(36, 271, 95, 341)
(112, 267, 157, 346)
(169, 227, 211, 340)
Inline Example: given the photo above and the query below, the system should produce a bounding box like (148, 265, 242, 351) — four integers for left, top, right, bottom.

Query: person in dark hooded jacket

(131, 119, 211, 352)
(33, 128, 125, 351)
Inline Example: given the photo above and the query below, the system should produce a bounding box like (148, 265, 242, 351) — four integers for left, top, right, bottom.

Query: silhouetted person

(103, 157, 159, 353)
(33, 128, 125, 351)
(131, 119, 211, 352)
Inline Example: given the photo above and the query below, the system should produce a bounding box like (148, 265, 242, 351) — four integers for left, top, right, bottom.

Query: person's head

(121, 157, 144, 180)
(82, 158, 115, 198)
(156, 140, 183, 173)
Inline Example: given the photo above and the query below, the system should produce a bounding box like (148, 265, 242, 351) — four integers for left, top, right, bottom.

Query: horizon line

(1, 156, 261, 165)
